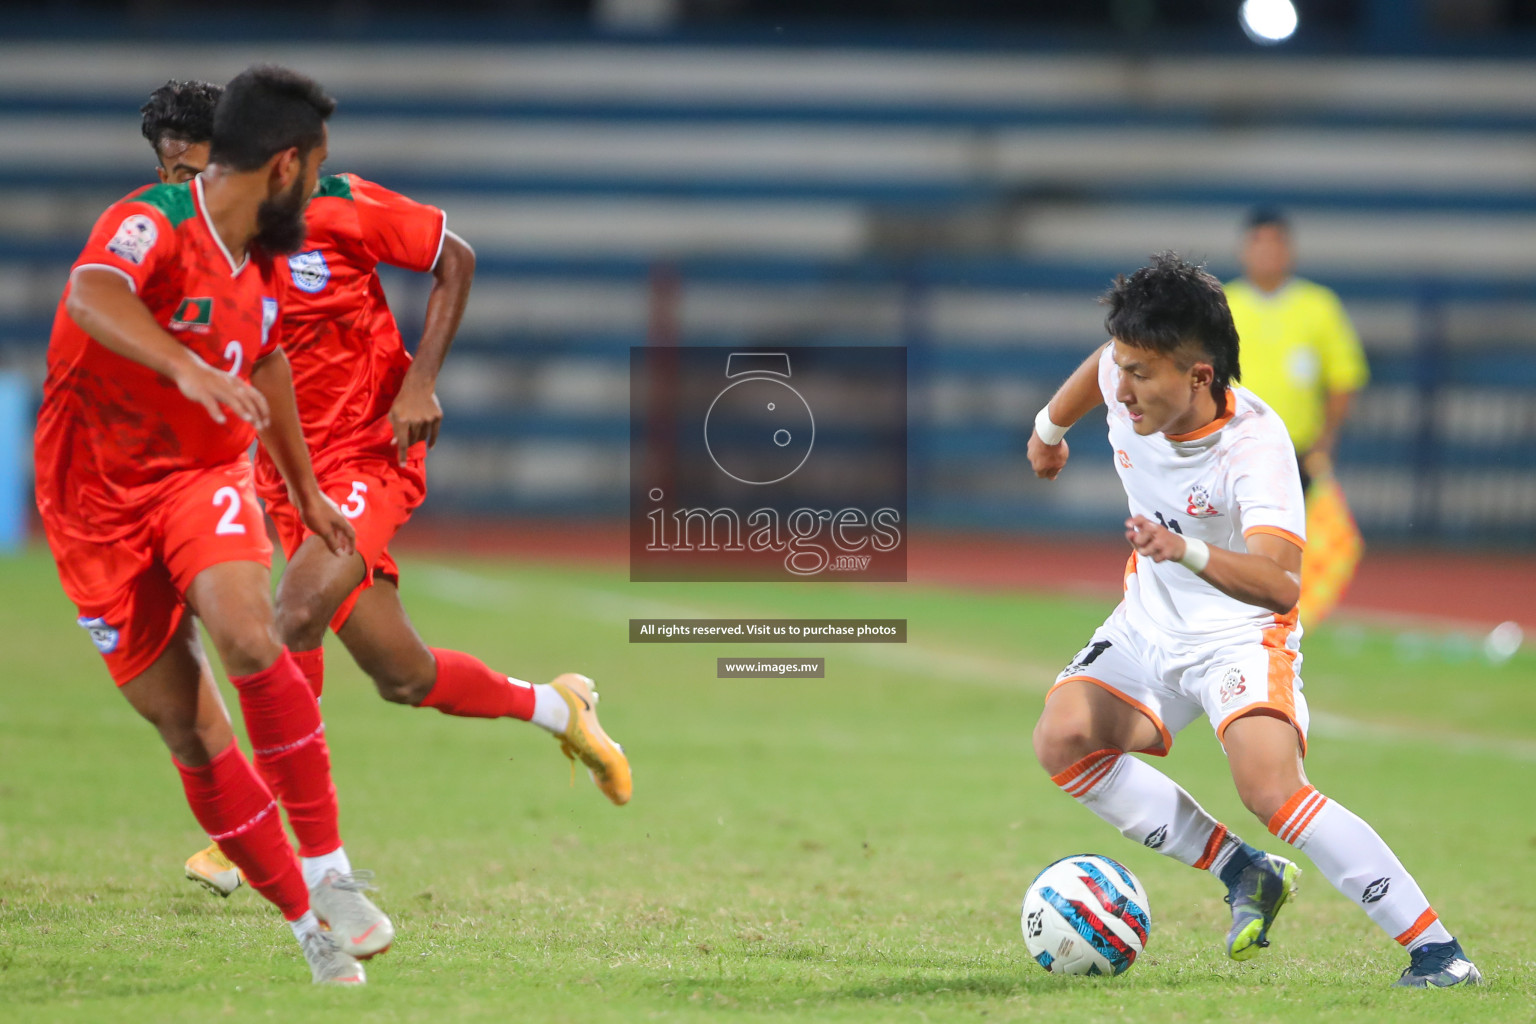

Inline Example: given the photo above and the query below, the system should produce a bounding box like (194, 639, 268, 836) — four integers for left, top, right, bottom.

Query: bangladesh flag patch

(171, 296, 213, 331)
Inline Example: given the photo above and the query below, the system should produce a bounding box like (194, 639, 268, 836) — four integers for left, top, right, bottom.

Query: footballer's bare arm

(1028, 342, 1109, 480)
(390, 229, 475, 464)
(67, 268, 269, 429)
(1126, 516, 1301, 614)
(250, 349, 354, 558)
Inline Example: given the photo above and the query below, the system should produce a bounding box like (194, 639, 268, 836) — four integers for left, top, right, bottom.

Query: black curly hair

(140, 79, 222, 157)
(210, 65, 334, 172)
(1101, 251, 1242, 398)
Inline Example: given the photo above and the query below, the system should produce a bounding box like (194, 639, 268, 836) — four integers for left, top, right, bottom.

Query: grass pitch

(2, 546, 1533, 1022)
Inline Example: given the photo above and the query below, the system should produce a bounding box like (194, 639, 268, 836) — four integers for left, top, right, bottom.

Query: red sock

(176, 742, 309, 921)
(291, 646, 325, 700)
(418, 648, 535, 720)
(230, 648, 342, 859)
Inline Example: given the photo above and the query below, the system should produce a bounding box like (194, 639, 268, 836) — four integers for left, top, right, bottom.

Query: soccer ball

(1021, 854, 1151, 976)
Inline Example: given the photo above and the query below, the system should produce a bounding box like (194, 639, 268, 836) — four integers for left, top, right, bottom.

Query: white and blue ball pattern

(1021, 854, 1152, 976)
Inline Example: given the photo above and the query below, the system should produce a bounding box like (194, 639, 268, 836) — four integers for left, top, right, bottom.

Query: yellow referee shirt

(1224, 277, 1370, 453)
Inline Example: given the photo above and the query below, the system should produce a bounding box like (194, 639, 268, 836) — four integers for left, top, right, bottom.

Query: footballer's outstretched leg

(1036, 679, 1294, 958)
(1226, 713, 1480, 986)
(333, 576, 632, 804)
(121, 614, 361, 984)
(184, 560, 394, 957)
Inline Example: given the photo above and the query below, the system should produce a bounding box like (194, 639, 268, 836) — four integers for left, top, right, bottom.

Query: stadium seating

(1, 41, 1532, 540)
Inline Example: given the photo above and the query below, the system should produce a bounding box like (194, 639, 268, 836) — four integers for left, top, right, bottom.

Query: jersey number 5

(340, 481, 368, 520)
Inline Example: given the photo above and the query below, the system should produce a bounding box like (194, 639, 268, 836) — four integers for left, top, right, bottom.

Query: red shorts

(43, 461, 272, 686)
(265, 453, 426, 633)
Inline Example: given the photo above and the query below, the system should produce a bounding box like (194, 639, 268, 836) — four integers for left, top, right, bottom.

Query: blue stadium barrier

(0, 372, 28, 553)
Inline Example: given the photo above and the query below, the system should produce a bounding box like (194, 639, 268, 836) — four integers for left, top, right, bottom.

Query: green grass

(2, 546, 1533, 1022)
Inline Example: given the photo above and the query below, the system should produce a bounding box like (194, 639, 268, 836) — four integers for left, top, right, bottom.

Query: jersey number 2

(223, 340, 244, 376)
(213, 486, 246, 535)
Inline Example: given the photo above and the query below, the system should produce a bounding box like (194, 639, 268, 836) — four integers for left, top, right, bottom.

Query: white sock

(1206, 832, 1245, 879)
(301, 846, 352, 889)
(530, 684, 570, 735)
(1271, 785, 1454, 952)
(1053, 748, 1230, 870)
(289, 909, 321, 942)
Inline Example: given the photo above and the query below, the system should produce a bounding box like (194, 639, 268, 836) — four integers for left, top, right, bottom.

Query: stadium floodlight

(1239, 0, 1298, 44)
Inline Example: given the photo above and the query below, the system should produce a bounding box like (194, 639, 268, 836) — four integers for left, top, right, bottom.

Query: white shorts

(1048, 603, 1309, 757)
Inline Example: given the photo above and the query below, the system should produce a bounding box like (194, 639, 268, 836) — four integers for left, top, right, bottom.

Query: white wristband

(1177, 537, 1211, 574)
(1034, 406, 1068, 445)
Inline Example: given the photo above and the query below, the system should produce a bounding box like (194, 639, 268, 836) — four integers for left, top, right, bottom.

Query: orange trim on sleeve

(1288, 793, 1328, 841)
(1266, 784, 1317, 838)
(1047, 675, 1173, 756)
(1049, 748, 1121, 790)
(1244, 525, 1306, 552)
(1218, 703, 1309, 759)
(1123, 552, 1137, 592)
(1165, 390, 1236, 441)
(1070, 757, 1120, 798)
(1394, 908, 1441, 947)
(1193, 823, 1229, 870)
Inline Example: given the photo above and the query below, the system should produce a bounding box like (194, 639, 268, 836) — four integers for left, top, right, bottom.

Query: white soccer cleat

(310, 869, 394, 960)
(300, 928, 366, 985)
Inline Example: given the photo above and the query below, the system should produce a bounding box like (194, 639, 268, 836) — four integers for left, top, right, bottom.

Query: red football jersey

(252, 173, 445, 497)
(34, 177, 284, 541)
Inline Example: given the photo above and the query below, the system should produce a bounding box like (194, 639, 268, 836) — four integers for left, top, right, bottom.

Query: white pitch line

(410, 562, 1536, 763)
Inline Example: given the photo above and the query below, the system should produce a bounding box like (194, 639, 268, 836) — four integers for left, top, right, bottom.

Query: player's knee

(1032, 710, 1100, 776)
(1235, 779, 1295, 825)
(370, 663, 433, 705)
(359, 648, 435, 705)
(212, 622, 283, 679)
(142, 707, 211, 764)
(274, 592, 330, 650)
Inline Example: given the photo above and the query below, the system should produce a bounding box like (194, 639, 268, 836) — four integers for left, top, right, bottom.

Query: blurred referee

(1224, 206, 1369, 488)
(1224, 207, 1369, 622)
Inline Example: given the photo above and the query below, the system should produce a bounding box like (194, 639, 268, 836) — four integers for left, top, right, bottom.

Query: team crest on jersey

(106, 214, 158, 264)
(170, 296, 213, 333)
(288, 249, 330, 293)
(1185, 484, 1222, 518)
(76, 616, 120, 654)
(1219, 667, 1247, 705)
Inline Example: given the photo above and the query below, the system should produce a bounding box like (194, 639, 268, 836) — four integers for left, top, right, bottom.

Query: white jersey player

(1027, 253, 1479, 989)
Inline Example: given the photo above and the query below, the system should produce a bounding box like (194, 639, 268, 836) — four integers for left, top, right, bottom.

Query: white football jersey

(1097, 347, 1307, 638)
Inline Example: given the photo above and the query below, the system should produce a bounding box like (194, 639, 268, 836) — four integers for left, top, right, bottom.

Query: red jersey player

(39, 68, 396, 984)
(139, 81, 632, 899)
